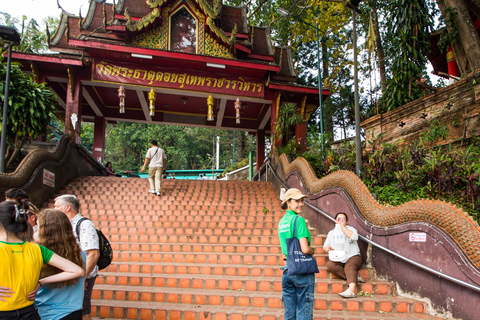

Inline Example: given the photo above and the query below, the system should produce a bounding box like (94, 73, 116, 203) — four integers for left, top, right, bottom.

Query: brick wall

(362, 75, 480, 150)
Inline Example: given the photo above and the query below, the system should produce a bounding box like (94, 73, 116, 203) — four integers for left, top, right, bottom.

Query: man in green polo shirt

(278, 188, 315, 320)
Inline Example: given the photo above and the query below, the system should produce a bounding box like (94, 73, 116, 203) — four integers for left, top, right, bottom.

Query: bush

(293, 135, 480, 223)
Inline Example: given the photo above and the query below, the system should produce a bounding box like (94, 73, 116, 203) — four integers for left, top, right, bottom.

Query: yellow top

(0, 241, 53, 311)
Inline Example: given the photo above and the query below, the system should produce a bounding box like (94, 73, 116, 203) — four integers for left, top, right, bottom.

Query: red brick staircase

(52, 176, 445, 320)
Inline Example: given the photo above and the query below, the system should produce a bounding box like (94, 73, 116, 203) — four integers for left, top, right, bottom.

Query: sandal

(338, 289, 356, 298)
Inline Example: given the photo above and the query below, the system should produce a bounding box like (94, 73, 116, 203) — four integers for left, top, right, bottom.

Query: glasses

(337, 217, 346, 222)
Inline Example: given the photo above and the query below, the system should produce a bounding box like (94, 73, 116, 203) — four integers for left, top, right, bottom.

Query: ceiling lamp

(234, 97, 241, 124)
(148, 88, 156, 117)
(207, 95, 214, 121)
(118, 85, 125, 113)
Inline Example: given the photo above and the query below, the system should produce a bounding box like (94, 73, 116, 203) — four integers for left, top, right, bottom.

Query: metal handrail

(263, 160, 480, 293)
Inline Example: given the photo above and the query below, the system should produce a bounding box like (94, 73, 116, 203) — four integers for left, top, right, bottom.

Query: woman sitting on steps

(323, 212, 364, 298)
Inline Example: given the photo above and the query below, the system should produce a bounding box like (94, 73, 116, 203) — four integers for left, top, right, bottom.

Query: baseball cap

(281, 188, 307, 208)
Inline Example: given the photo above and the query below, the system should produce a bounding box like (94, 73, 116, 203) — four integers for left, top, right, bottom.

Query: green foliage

(379, 0, 436, 112)
(0, 57, 57, 170)
(101, 122, 245, 171)
(299, 133, 480, 221)
(420, 118, 449, 143)
(222, 157, 250, 176)
(0, 13, 58, 53)
(437, 7, 459, 52)
(275, 103, 305, 142)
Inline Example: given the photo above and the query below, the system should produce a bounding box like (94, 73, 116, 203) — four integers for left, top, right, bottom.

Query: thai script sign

(43, 169, 55, 188)
(92, 59, 265, 98)
(409, 232, 427, 242)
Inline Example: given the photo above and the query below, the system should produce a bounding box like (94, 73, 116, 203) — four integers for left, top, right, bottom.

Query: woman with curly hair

(34, 209, 86, 320)
(0, 202, 84, 320)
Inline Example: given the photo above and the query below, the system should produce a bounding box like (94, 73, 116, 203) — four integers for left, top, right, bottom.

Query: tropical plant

(0, 57, 57, 170)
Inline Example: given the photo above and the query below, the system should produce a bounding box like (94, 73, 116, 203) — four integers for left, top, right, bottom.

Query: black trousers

(0, 305, 41, 320)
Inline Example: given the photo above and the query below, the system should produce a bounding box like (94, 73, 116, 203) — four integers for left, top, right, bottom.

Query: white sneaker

(156, 191, 161, 196)
(148, 189, 155, 194)
(338, 289, 356, 298)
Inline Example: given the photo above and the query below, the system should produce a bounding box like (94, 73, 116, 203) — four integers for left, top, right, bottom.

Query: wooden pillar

(93, 117, 107, 163)
(65, 72, 82, 144)
(256, 129, 265, 171)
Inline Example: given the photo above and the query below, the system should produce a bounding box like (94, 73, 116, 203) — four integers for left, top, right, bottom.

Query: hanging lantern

(118, 85, 125, 113)
(234, 97, 241, 124)
(148, 88, 156, 117)
(207, 95, 214, 121)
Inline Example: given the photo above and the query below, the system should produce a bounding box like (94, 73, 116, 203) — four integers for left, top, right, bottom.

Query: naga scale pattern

(277, 153, 480, 269)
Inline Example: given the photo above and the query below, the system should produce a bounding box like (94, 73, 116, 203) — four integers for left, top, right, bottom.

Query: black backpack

(75, 217, 113, 270)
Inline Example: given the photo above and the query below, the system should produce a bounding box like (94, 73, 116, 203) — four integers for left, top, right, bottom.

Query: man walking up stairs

(52, 176, 445, 320)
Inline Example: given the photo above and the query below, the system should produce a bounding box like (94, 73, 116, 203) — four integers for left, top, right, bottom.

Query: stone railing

(0, 135, 106, 207)
(263, 153, 480, 319)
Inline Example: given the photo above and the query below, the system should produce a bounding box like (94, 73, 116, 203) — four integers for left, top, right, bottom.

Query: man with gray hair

(54, 194, 99, 320)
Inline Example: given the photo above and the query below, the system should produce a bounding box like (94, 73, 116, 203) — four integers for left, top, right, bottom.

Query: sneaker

(148, 189, 155, 194)
(156, 191, 161, 196)
(338, 289, 356, 298)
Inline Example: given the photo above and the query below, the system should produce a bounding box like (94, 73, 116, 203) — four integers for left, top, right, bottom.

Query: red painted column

(93, 117, 107, 163)
(295, 122, 307, 152)
(295, 101, 307, 152)
(65, 74, 82, 144)
(447, 46, 461, 78)
(256, 129, 265, 171)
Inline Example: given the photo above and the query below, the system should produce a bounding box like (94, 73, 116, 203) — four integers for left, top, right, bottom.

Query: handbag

(328, 250, 346, 262)
(286, 216, 319, 275)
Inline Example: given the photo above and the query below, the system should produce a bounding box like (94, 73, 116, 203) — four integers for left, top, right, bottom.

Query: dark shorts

(0, 305, 40, 320)
(59, 309, 82, 320)
(83, 276, 97, 315)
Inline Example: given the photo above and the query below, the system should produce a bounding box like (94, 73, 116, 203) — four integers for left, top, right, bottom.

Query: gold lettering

(170, 73, 179, 83)
(206, 78, 212, 86)
(231, 81, 237, 90)
(256, 84, 262, 92)
(217, 78, 225, 88)
(225, 80, 231, 89)
(121, 67, 129, 77)
(127, 69, 133, 78)
(188, 75, 197, 86)
(237, 77, 245, 91)
(133, 69, 141, 79)
(97, 61, 106, 75)
(243, 82, 251, 91)
(164, 73, 171, 82)
(147, 71, 155, 85)
(197, 77, 206, 86)
(178, 74, 187, 88)
(155, 72, 164, 82)
(104, 64, 112, 76)
(112, 66, 121, 77)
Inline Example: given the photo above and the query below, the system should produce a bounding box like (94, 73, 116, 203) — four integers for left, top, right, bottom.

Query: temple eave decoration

(207, 17, 236, 46)
(197, 0, 220, 19)
(125, 7, 160, 32)
(146, 0, 169, 9)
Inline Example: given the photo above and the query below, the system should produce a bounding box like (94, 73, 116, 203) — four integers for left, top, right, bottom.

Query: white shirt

(71, 213, 99, 278)
(145, 146, 166, 168)
(323, 225, 360, 263)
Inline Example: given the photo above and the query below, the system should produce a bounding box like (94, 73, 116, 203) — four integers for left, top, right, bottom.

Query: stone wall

(362, 74, 480, 149)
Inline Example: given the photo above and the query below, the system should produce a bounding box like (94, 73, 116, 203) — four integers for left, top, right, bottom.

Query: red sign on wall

(92, 59, 265, 98)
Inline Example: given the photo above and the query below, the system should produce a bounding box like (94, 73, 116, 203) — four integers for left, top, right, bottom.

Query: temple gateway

(11, 0, 328, 169)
